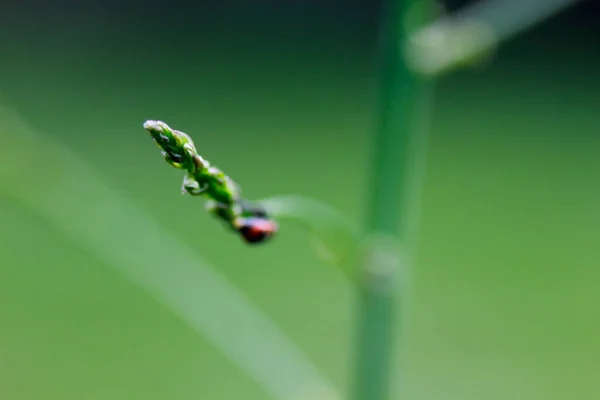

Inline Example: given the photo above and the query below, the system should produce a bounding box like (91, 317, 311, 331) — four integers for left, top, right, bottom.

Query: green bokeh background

(1, 1, 599, 399)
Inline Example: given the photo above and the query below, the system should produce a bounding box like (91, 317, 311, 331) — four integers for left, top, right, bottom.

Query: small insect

(234, 217, 279, 244)
(206, 199, 278, 244)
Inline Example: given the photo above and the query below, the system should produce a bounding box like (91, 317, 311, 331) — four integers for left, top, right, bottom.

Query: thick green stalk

(352, 1, 433, 399)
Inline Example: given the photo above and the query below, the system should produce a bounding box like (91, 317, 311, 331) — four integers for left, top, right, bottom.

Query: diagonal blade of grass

(449, 0, 582, 40)
(407, 0, 584, 75)
(0, 102, 338, 400)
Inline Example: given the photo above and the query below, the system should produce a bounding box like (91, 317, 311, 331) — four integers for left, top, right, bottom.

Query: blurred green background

(1, 1, 599, 399)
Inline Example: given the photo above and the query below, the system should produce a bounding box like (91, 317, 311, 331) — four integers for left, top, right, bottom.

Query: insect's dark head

(235, 217, 278, 244)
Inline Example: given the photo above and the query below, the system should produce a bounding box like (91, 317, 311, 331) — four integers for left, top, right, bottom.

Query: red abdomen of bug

(235, 217, 278, 244)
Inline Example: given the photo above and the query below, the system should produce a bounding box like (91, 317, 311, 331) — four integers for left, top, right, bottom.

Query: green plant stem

(352, 1, 434, 399)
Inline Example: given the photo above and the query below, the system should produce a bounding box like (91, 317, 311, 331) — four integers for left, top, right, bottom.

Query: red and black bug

(235, 217, 278, 244)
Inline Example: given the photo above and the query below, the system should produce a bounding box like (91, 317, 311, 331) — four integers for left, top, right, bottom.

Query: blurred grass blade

(0, 102, 337, 400)
(259, 194, 360, 274)
(407, 0, 584, 75)
(452, 0, 581, 39)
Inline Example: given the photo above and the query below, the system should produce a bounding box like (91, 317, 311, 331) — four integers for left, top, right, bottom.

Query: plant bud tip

(143, 120, 162, 131)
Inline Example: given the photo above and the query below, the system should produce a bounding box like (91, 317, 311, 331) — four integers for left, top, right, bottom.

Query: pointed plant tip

(142, 119, 155, 130)
(143, 119, 168, 132)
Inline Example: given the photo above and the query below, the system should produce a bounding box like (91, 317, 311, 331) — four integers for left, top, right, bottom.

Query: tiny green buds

(143, 120, 277, 244)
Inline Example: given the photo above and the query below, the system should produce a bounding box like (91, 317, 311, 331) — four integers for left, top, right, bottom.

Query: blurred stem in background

(352, 1, 435, 400)
(352, 0, 584, 399)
